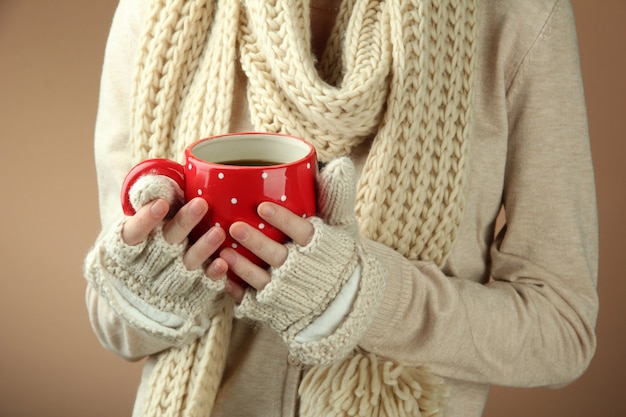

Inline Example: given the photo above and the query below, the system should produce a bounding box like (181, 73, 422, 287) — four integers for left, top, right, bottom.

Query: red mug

(121, 132, 318, 285)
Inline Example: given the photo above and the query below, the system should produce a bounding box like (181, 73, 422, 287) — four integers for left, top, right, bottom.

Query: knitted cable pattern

(356, 0, 477, 265)
(130, 2, 241, 416)
(128, 1, 477, 416)
(240, 0, 391, 160)
(142, 298, 234, 417)
(130, 0, 240, 160)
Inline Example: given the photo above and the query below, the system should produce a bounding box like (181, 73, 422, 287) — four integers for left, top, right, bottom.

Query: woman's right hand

(121, 197, 229, 282)
(84, 194, 231, 345)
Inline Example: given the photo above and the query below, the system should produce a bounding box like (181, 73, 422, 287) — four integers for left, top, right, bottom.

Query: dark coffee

(218, 159, 282, 166)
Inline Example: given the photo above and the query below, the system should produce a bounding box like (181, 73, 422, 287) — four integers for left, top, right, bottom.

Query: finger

(318, 156, 357, 227)
(121, 199, 169, 246)
(219, 248, 271, 291)
(229, 222, 289, 268)
(162, 198, 208, 244)
(224, 279, 246, 304)
(205, 257, 229, 281)
(257, 202, 315, 246)
(183, 226, 226, 270)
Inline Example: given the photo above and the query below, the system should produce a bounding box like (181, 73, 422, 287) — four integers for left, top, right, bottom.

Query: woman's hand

(218, 157, 385, 365)
(220, 202, 315, 302)
(84, 176, 235, 345)
(214, 158, 385, 364)
(121, 197, 229, 281)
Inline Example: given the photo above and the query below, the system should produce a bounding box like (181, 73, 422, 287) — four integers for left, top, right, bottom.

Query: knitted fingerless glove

(85, 175, 225, 346)
(235, 157, 386, 365)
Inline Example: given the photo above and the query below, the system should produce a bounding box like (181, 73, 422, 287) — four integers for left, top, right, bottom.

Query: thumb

(317, 157, 358, 236)
(129, 174, 184, 214)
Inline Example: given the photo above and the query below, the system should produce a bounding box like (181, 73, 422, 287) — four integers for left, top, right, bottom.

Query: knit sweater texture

(86, 0, 599, 416)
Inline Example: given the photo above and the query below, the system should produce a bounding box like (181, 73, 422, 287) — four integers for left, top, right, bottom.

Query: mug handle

(120, 158, 186, 215)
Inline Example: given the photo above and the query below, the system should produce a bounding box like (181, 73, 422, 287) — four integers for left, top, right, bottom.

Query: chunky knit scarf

(130, 0, 477, 416)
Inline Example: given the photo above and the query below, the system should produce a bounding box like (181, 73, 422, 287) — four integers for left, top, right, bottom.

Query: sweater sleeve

(93, 0, 143, 229)
(359, 0, 598, 388)
(86, 0, 177, 360)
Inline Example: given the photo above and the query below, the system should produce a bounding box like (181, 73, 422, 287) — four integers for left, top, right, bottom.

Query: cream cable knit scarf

(130, 0, 477, 416)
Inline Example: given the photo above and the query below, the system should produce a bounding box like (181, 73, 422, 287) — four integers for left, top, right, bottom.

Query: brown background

(0, 1, 624, 416)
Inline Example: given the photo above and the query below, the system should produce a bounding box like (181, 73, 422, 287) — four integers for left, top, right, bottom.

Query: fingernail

(151, 199, 168, 217)
(229, 223, 248, 240)
(190, 198, 207, 216)
(209, 259, 227, 276)
(220, 249, 237, 266)
(205, 227, 224, 245)
(258, 203, 276, 218)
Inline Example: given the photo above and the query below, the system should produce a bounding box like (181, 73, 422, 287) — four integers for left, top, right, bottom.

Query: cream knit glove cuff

(85, 220, 226, 345)
(235, 217, 359, 335)
(287, 248, 385, 365)
(106, 222, 225, 311)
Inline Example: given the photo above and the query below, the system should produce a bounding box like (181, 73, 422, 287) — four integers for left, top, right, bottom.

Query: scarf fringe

(299, 351, 449, 417)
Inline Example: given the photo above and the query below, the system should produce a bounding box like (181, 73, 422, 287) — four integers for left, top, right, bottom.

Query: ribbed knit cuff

(235, 217, 359, 337)
(233, 218, 387, 365)
(286, 248, 386, 365)
(94, 220, 225, 325)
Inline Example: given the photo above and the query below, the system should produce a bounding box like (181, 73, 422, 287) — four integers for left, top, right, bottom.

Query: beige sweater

(86, 0, 598, 415)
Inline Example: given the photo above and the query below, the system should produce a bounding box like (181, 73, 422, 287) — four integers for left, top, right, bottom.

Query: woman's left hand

(219, 202, 314, 302)
(218, 157, 385, 365)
